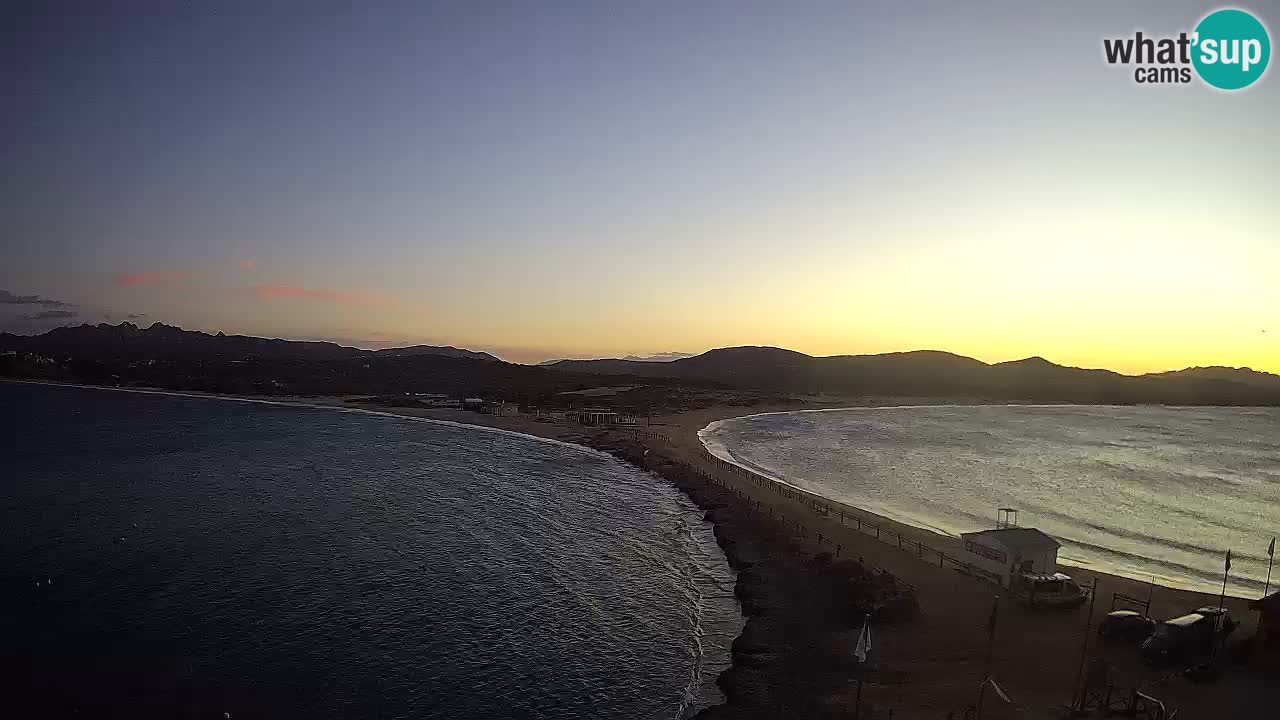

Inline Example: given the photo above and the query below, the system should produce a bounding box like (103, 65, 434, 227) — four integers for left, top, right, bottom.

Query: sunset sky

(3, 2, 1277, 371)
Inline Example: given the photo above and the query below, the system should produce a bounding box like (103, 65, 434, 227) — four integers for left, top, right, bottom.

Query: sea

(1, 382, 741, 719)
(701, 404, 1280, 598)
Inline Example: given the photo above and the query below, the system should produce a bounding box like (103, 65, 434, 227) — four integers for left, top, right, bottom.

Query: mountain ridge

(3, 323, 1279, 405)
(0, 322, 498, 362)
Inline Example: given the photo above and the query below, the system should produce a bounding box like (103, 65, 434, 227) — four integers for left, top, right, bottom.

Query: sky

(2, 1, 1277, 371)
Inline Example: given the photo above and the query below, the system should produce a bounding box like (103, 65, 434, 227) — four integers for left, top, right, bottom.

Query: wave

(701, 403, 1280, 598)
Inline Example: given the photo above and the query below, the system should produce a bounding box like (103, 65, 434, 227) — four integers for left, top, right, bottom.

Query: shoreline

(7, 380, 1274, 716)
(697, 404, 1274, 600)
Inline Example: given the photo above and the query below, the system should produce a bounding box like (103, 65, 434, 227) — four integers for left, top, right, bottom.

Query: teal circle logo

(1192, 8, 1271, 90)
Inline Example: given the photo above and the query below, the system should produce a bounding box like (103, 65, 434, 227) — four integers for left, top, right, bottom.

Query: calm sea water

(701, 404, 1280, 597)
(1, 382, 740, 719)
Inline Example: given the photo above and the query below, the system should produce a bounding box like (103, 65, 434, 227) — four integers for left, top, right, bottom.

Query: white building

(959, 527, 1061, 588)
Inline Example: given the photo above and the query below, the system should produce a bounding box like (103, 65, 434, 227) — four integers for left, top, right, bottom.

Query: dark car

(1140, 607, 1235, 666)
(1098, 609, 1156, 641)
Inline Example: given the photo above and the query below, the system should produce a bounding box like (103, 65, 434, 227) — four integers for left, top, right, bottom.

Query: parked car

(1140, 607, 1236, 666)
(1098, 609, 1156, 641)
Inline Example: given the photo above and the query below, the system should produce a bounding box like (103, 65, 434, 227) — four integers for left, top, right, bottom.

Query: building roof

(961, 527, 1061, 552)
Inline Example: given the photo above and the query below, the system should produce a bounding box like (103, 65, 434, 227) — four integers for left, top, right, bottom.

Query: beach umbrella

(854, 613, 873, 663)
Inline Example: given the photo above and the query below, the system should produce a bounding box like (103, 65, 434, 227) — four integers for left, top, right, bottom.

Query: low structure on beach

(959, 526, 1061, 588)
(567, 408, 637, 426)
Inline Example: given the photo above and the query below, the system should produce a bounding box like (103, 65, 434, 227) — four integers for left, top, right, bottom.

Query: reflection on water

(2, 382, 741, 719)
(702, 404, 1280, 596)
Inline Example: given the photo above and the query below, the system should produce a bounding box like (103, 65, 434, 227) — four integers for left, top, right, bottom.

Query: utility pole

(976, 597, 998, 719)
(1071, 578, 1099, 711)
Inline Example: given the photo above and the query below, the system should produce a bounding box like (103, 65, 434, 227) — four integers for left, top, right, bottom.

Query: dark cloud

(25, 309, 79, 320)
(0, 289, 76, 308)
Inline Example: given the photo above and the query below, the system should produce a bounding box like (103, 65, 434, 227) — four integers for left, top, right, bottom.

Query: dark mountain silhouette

(0, 322, 656, 401)
(0, 322, 496, 363)
(536, 351, 695, 366)
(375, 345, 500, 362)
(547, 347, 1280, 405)
(3, 323, 1279, 405)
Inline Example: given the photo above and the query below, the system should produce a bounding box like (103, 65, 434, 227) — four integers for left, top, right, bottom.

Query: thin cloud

(25, 309, 79, 320)
(127, 313, 147, 319)
(0, 289, 76, 308)
(115, 271, 195, 287)
(249, 284, 394, 306)
(238, 257, 257, 271)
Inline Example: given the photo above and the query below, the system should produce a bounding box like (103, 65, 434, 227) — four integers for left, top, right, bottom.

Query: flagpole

(1215, 549, 1230, 660)
(1265, 537, 1275, 598)
(853, 613, 870, 720)
(977, 596, 998, 720)
(1071, 578, 1099, 711)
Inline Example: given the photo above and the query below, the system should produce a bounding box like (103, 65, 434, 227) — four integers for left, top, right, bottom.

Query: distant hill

(618, 352, 697, 362)
(4, 324, 1279, 405)
(0, 322, 649, 400)
(0, 322, 497, 363)
(537, 351, 696, 365)
(376, 345, 500, 362)
(547, 347, 1280, 405)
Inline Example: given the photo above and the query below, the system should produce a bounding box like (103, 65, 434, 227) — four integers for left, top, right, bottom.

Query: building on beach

(959, 526, 1061, 588)
(568, 408, 637, 426)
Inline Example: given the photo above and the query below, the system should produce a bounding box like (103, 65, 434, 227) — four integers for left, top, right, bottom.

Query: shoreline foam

(699, 404, 1274, 599)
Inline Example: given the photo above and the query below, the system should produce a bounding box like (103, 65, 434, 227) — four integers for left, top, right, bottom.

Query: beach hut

(959, 527, 1061, 588)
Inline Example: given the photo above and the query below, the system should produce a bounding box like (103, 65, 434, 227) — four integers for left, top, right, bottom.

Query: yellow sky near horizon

(5, 2, 1277, 375)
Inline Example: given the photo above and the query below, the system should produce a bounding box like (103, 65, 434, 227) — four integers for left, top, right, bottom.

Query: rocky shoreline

(591, 435, 918, 719)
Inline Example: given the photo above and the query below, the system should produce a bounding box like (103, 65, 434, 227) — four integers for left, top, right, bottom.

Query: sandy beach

(339, 398, 1275, 719)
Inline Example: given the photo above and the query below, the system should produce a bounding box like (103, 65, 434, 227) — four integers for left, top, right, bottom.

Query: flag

(986, 677, 1012, 704)
(1269, 537, 1275, 558)
(986, 597, 999, 636)
(854, 614, 873, 663)
(1225, 548, 1232, 574)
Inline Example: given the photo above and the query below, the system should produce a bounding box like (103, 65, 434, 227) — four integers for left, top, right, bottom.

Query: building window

(964, 541, 1007, 564)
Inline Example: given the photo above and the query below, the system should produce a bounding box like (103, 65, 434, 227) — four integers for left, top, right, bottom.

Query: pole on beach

(853, 613, 872, 720)
(976, 596, 998, 720)
(854, 675, 863, 720)
(1070, 578, 1099, 711)
(1215, 549, 1230, 659)
(1266, 537, 1275, 598)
